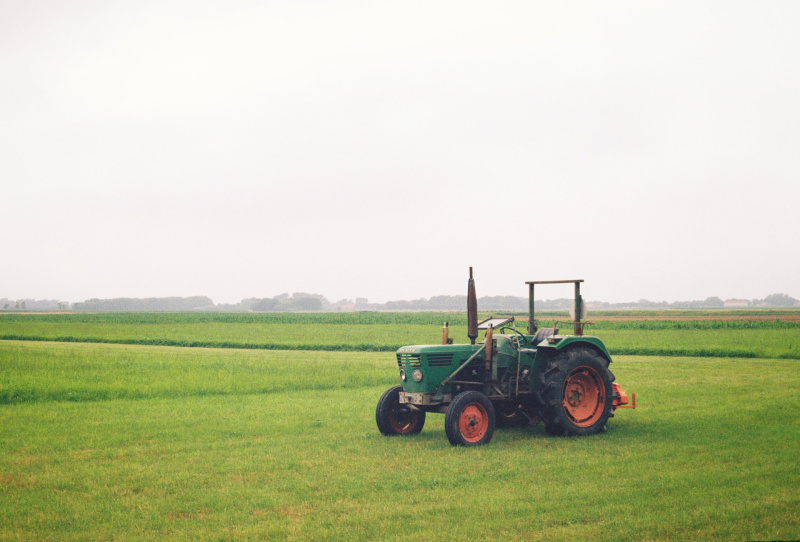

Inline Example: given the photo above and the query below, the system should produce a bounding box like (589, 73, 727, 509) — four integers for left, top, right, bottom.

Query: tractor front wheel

(445, 391, 496, 446)
(376, 386, 426, 436)
(537, 347, 615, 436)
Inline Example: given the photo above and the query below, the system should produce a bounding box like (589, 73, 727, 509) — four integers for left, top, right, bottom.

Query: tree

(293, 296, 322, 311)
(251, 298, 278, 311)
(762, 293, 799, 307)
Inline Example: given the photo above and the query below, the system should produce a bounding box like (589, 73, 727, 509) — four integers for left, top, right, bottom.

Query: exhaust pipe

(467, 267, 478, 345)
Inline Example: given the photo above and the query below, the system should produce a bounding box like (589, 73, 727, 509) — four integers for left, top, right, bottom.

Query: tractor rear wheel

(376, 386, 426, 436)
(444, 391, 496, 446)
(537, 347, 615, 436)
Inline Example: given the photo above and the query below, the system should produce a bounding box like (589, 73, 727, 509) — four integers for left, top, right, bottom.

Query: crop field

(1, 311, 799, 540)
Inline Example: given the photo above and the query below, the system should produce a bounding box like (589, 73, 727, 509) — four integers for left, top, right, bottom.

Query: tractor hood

(397, 344, 481, 356)
(396, 343, 484, 394)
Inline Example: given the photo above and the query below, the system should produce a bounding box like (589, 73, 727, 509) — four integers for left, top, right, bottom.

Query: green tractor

(376, 269, 635, 446)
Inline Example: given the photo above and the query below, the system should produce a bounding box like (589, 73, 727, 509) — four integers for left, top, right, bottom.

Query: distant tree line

(1, 293, 798, 312)
(1, 299, 68, 311)
(244, 293, 327, 312)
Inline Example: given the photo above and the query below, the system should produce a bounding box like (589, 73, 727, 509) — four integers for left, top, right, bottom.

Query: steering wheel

(498, 327, 528, 348)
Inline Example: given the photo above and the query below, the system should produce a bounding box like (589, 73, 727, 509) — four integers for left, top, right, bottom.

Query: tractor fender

(534, 335, 613, 366)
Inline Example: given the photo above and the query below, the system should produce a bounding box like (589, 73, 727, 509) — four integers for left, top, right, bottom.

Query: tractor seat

(532, 327, 558, 345)
(519, 327, 559, 357)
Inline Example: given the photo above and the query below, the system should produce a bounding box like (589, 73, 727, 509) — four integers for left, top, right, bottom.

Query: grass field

(1, 312, 800, 540)
(1, 312, 799, 359)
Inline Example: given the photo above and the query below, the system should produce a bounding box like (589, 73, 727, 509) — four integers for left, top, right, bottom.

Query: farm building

(724, 299, 750, 308)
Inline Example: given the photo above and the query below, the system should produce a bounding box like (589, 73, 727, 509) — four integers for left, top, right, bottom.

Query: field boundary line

(0, 382, 393, 406)
(0, 335, 396, 352)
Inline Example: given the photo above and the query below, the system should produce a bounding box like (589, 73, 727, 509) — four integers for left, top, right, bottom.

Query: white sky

(1, 1, 798, 304)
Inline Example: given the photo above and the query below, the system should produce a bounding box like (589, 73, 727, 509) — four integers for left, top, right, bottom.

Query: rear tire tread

(536, 347, 615, 437)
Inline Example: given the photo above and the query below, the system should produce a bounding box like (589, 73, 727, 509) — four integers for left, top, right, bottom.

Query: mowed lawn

(1, 340, 799, 540)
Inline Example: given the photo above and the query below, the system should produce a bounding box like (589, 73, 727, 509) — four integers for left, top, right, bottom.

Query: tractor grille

(397, 353, 421, 367)
(426, 353, 454, 367)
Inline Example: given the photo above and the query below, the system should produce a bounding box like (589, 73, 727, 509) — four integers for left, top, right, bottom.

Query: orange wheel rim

(562, 365, 606, 427)
(389, 402, 421, 434)
(458, 403, 489, 442)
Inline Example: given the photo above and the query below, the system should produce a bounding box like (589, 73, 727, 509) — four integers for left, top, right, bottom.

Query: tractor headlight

(400, 369, 407, 381)
(411, 369, 423, 382)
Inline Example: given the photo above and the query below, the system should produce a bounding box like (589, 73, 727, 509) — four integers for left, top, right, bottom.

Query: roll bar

(526, 280, 585, 336)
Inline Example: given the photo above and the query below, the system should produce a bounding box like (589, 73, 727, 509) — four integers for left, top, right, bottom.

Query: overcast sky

(1, 1, 798, 305)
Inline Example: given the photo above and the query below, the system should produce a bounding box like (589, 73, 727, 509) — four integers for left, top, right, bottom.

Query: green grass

(1, 340, 799, 540)
(1, 312, 799, 359)
(0, 341, 388, 404)
(0, 321, 426, 351)
(600, 328, 800, 359)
